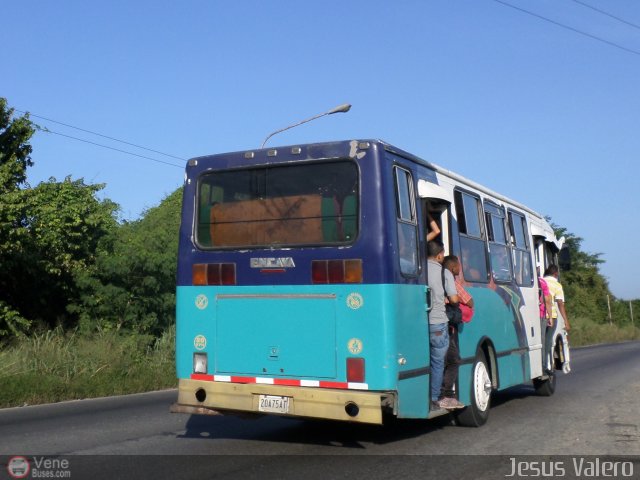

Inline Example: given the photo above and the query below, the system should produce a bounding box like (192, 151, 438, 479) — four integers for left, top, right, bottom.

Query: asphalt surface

(1, 341, 639, 479)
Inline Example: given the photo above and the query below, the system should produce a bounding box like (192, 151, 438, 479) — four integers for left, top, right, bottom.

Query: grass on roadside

(0, 327, 176, 408)
(568, 316, 640, 347)
(1, 318, 639, 409)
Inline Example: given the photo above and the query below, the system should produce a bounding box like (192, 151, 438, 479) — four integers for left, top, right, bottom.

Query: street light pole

(260, 103, 351, 149)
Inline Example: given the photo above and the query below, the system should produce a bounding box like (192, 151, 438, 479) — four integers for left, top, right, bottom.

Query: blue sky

(2, 0, 639, 299)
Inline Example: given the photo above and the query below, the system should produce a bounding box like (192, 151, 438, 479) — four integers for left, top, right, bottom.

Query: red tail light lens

(311, 260, 328, 284)
(207, 264, 221, 285)
(193, 263, 236, 285)
(220, 263, 236, 285)
(312, 259, 362, 284)
(347, 357, 365, 383)
(328, 260, 344, 283)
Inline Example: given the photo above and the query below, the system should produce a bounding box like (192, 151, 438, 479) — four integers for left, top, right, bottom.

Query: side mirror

(559, 245, 571, 271)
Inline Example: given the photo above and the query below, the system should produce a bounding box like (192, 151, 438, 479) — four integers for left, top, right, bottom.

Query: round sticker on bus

(195, 294, 208, 310)
(194, 335, 207, 350)
(347, 338, 363, 354)
(346, 293, 364, 310)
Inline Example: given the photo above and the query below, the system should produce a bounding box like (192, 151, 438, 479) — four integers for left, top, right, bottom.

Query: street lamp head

(328, 103, 352, 115)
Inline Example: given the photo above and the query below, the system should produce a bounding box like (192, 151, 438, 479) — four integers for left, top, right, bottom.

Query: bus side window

(395, 166, 418, 276)
(508, 211, 533, 286)
(454, 190, 489, 282)
(484, 202, 512, 283)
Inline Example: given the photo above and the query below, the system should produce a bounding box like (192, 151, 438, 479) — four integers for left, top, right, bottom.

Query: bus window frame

(193, 159, 361, 251)
(394, 165, 420, 278)
(454, 188, 490, 284)
(507, 208, 534, 287)
(483, 199, 514, 284)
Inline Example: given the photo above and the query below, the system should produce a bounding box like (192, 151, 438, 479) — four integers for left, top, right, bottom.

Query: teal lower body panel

(176, 284, 422, 390)
(176, 282, 534, 421)
(496, 351, 530, 389)
(396, 373, 430, 418)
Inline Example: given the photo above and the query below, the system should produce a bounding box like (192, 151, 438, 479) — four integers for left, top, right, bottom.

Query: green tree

(0, 98, 33, 193)
(70, 189, 182, 335)
(1, 98, 119, 336)
(0, 98, 35, 335)
(551, 222, 610, 323)
(13, 177, 118, 327)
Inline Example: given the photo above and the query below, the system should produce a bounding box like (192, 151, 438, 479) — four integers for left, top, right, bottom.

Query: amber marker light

(192, 264, 207, 285)
(344, 259, 363, 283)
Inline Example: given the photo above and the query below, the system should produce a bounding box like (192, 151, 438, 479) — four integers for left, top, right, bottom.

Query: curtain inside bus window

(196, 161, 358, 248)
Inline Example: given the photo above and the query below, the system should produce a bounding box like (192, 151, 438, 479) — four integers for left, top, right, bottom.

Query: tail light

(192, 263, 236, 285)
(312, 259, 362, 284)
(347, 357, 365, 383)
(193, 264, 207, 285)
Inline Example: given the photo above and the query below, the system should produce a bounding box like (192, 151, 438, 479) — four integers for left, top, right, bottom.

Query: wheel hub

(474, 362, 491, 411)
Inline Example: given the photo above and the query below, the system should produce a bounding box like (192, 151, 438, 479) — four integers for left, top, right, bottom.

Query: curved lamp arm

(260, 103, 351, 149)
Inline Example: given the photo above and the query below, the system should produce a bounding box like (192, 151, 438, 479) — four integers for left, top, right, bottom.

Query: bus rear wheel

(455, 353, 492, 427)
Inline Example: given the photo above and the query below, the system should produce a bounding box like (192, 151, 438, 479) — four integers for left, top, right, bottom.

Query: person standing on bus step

(441, 255, 471, 409)
(538, 268, 553, 372)
(544, 264, 570, 370)
(427, 241, 460, 410)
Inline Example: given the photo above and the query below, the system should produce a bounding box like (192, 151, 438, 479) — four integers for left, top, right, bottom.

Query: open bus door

(417, 179, 455, 418)
(417, 179, 453, 251)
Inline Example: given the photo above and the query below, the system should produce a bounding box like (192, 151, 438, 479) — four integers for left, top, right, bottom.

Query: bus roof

(189, 138, 563, 249)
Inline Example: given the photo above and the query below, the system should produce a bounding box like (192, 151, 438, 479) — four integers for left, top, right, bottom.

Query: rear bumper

(173, 378, 388, 424)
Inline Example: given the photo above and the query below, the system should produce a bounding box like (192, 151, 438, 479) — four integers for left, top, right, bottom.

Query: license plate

(258, 395, 291, 414)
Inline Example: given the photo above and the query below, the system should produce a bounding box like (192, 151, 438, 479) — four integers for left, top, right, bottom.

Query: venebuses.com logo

(6, 455, 71, 478)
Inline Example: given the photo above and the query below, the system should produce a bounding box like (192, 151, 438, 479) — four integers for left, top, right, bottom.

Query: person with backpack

(538, 268, 553, 372)
(441, 255, 473, 408)
(427, 241, 463, 410)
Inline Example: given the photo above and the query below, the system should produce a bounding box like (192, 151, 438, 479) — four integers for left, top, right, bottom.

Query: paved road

(1, 341, 639, 479)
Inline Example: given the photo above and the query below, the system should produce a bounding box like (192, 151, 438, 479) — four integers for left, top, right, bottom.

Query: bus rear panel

(174, 141, 423, 424)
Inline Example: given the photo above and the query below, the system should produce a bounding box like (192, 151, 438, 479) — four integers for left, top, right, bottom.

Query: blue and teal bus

(171, 139, 570, 426)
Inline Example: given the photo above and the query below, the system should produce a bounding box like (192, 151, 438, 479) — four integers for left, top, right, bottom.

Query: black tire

(455, 352, 492, 427)
(533, 371, 556, 396)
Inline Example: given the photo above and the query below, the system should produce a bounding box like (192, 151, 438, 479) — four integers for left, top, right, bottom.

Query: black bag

(445, 303, 463, 326)
(442, 266, 463, 326)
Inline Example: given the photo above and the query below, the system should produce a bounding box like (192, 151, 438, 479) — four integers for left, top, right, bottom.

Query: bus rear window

(197, 161, 359, 248)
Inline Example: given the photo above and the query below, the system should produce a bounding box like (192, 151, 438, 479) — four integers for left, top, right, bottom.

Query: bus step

(170, 402, 223, 416)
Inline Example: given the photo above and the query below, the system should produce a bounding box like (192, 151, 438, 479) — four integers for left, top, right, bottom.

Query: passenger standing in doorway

(427, 241, 459, 410)
(544, 264, 570, 370)
(441, 255, 471, 409)
(538, 268, 553, 372)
